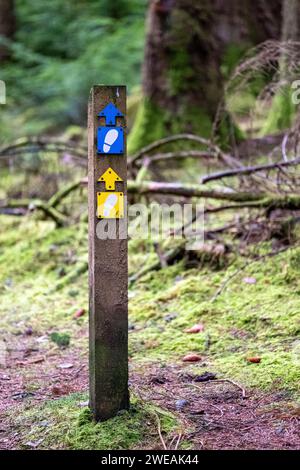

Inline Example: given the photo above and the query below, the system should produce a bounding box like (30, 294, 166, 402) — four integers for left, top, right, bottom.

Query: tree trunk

(262, 0, 300, 135)
(0, 0, 15, 61)
(129, 0, 282, 153)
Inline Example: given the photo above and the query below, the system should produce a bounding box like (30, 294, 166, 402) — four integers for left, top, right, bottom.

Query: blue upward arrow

(98, 102, 123, 126)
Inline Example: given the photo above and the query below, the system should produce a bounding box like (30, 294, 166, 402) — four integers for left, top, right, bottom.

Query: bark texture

(0, 0, 15, 61)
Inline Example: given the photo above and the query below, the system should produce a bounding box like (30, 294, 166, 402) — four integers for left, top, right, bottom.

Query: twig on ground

(174, 433, 182, 450)
(213, 379, 247, 399)
(154, 411, 167, 450)
(281, 134, 289, 162)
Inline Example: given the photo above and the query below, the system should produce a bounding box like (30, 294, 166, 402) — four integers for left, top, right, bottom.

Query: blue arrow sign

(98, 102, 123, 126)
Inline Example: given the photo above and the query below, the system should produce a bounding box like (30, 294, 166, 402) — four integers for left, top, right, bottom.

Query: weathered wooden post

(88, 85, 129, 421)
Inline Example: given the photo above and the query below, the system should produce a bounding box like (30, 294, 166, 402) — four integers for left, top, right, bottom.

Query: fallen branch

(0, 179, 85, 226)
(139, 150, 220, 165)
(0, 198, 66, 226)
(127, 180, 262, 202)
(48, 180, 84, 208)
(154, 412, 167, 450)
(129, 133, 239, 168)
(0, 137, 86, 160)
(201, 157, 300, 184)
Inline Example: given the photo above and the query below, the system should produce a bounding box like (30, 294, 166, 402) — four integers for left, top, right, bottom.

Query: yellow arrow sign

(98, 167, 123, 191)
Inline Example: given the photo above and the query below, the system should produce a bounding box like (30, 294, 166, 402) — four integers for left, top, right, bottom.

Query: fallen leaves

(247, 357, 261, 363)
(73, 308, 85, 319)
(51, 384, 72, 396)
(16, 356, 45, 366)
(56, 362, 74, 369)
(182, 353, 202, 362)
(184, 323, 204, 334)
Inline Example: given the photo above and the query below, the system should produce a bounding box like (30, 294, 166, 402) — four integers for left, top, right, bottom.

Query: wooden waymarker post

(88, 85, 129, 421)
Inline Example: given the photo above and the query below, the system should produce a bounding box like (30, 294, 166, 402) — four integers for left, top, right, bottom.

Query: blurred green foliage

(0, 0, 146, 139)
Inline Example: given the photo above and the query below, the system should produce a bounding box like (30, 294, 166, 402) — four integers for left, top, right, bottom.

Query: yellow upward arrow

(98, 167, 123, 191)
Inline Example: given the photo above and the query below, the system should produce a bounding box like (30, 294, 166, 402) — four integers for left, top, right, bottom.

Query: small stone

(4, 278, 12, 287)
(194, 371, 217, 382)
(56, 266, 66, 278)
(243, 277, 257, 284)
(164, 313, 178, 323)
(57, 362, 74, 369)
(175, 399, 189, 410)
(79, 400, 89, 408)
(24, 327, 33, 336)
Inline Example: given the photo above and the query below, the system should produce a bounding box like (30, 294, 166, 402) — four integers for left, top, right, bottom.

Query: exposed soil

(0, 333, 299, 450)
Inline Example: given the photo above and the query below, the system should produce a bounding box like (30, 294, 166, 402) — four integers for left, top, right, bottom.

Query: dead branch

(0, 137, 87, 160)
(139, 150, 220, 165)
(201, 157, 300, 184)
(129, 133, 239, 168)
(48, 180, 84, 208)
(154, 412, 167, 450)
(0, 198, 66, 226)
(5, 178, 299, 229)
(127, 180, 266, 203)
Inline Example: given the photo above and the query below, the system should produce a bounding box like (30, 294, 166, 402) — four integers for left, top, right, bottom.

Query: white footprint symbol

(103, 129, 119, 153)
(103, 193, 118, 217)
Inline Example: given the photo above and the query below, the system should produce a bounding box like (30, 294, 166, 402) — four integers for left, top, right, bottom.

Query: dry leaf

(57, 363, 74, 369)
(247, 357, 261, 363)
(184, 323, 204, 334)
(73, 308, 85, 319)
(51, 384, 71, 396)
(182, 353, 202, 362)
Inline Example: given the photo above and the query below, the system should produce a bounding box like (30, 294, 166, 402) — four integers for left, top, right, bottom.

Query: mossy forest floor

(0, 215, 299, 450)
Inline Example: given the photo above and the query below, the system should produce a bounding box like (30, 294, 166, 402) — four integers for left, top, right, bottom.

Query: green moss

(262, 88, 296, 135)
(128, 99, 167, 155)
(1, 213, 299, 449)
(221, 44, 250, 80)
(129, 247, 300, 394)
(128, 98, 215, 154)
(9, 393, 177, 450)
(0, 216, 88, 334)
(50, 332, 70, 348)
